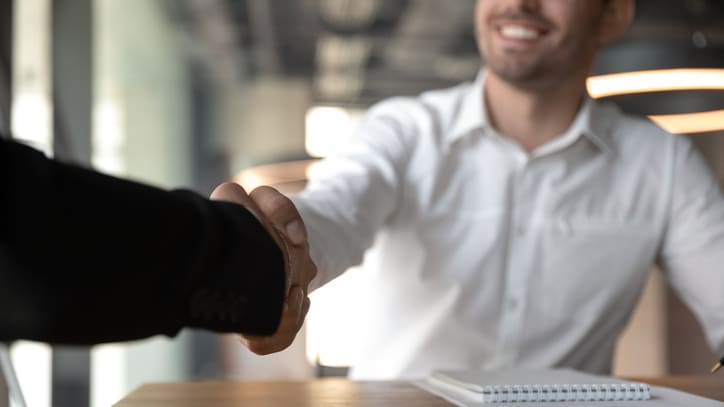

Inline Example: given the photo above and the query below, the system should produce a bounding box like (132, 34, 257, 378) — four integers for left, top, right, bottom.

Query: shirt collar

(447, 69, 490, 145)
(447, 70, 615, 156)
(532, 97, 614, 158)
(583, 99, 616, 156)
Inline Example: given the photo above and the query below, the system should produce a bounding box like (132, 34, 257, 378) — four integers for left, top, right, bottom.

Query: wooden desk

(114, 376, 724, 406)
(636, 376, 724, 403)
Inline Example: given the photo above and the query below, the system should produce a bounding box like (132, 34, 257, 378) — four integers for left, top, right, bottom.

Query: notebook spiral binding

(481, 383, 651, 403)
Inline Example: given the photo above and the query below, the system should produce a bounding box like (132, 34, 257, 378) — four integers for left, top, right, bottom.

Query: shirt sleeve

(291, 100, 413, 290)
(659, 138, 724, 355)
(0, 139, 285, 344)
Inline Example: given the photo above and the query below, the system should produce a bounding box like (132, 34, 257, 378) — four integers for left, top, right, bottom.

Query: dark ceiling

(174, 0, 724, 113)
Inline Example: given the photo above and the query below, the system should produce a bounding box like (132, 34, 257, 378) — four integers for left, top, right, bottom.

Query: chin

(491, 64, 565, 90)
(488, 60, 542, 83)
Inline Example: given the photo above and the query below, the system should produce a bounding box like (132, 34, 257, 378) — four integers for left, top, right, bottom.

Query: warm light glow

(649, 109, 724, 135)
(587, 69, 724, 98)
(235, 160, 319, 195)
(305, 106, 365, 158)
(237, 170, 267, 191)
(587, 69, 724, 134)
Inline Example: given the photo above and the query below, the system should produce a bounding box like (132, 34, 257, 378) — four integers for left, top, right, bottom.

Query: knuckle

(249, 341, 272, 355)
(252, 186, 285, 207)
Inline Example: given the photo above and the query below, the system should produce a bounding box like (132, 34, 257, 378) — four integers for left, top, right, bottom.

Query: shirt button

(515, 226, 526, 236)
(507, 298, 519, 311)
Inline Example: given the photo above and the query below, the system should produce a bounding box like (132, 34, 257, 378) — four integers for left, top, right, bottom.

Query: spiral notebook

(428, 369, 650, 403)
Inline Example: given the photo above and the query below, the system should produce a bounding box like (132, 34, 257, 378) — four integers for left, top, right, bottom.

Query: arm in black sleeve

(0, 139, 285, 344)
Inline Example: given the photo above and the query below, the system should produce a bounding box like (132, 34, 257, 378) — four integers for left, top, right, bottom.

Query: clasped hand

(211, 182, 317, 354)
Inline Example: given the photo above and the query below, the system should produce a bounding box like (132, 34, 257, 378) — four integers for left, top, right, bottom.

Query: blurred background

(2, 0, 724, 406)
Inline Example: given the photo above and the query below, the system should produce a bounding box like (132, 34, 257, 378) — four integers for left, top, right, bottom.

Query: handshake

(211, 182, 317, 355)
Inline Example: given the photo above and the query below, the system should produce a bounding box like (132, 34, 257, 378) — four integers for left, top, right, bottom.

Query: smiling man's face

(475, 0, 611, 88)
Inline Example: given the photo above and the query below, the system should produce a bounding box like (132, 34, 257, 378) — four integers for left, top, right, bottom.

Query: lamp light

(587, 69, 724, 134)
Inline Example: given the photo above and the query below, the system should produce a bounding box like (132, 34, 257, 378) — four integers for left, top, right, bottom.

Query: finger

(271, 285, 305, 338)
(242, 311, 299, 353)
(304, 260, 318, 287)
(250, 186, 307, 246)
(283, 285, 305, 327)
(298, 296, 311, 328)
(238, 286, 305, 355)
(210, 182, 262, 216)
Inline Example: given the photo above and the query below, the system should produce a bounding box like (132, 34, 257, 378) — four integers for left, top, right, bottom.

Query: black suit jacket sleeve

(0, 139, 285, 344)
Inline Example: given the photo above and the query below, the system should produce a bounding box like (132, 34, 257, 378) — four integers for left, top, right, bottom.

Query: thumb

(250, 186, 307, 247)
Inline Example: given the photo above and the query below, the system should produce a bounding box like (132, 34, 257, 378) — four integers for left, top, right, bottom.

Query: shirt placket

(492, 150, 536, 368)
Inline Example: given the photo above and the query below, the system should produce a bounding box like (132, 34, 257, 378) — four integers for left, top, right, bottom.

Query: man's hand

(241, 186, 317, 354)
(210, 183, 317, 354)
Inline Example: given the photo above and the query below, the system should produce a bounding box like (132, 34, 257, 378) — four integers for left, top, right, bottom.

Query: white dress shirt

(291, 71, 724, 380)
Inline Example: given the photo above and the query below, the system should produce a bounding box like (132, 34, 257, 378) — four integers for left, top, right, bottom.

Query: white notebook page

(417, 369, 723, 406)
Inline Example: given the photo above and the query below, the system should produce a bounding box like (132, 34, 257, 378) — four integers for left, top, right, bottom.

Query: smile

(496, 23, 549, 41)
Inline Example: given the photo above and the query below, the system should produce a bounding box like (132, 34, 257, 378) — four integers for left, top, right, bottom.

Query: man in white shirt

(241, 0, 724, 379)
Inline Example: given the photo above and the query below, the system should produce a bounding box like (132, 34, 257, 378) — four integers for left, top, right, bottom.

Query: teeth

(500, 25, 540, 40)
